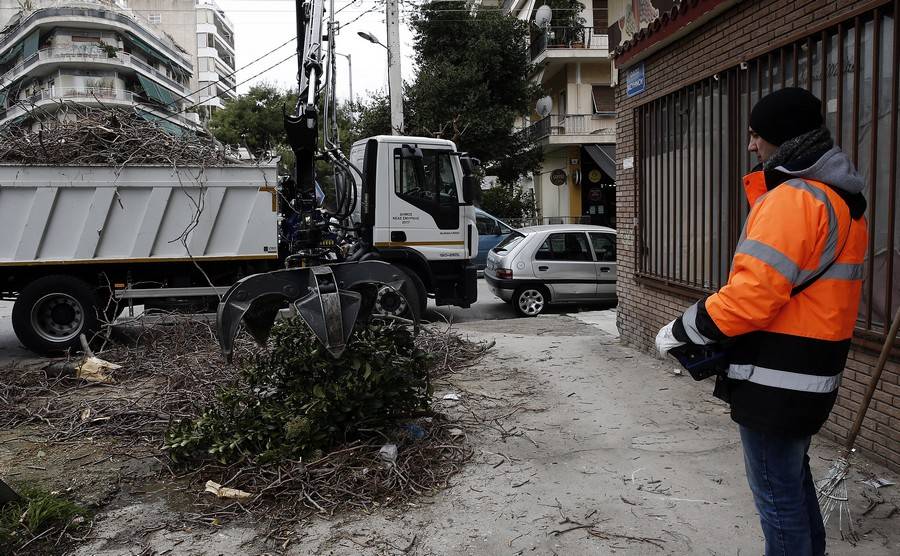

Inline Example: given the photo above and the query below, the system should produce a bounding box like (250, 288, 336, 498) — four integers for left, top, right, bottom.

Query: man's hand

(655, 319, 685, 357)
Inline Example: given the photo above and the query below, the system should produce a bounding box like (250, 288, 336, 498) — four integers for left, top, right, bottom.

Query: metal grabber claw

(216, 261, 419, 360)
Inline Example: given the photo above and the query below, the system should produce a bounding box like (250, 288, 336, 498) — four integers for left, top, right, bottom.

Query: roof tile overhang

(609, 0, 740, 69)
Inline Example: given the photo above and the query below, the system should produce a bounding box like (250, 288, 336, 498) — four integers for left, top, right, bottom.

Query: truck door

(388, 148, 466, 260)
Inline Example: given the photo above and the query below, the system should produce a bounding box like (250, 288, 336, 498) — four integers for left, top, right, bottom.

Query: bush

(165, 318, 432, 464)
(480, 183, 536, 221)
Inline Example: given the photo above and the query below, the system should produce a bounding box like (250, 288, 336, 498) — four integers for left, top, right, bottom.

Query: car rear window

(492, 232, 525, 253)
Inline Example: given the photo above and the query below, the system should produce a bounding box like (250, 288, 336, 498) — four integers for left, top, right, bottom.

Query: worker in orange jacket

(656, 88, 868, 556)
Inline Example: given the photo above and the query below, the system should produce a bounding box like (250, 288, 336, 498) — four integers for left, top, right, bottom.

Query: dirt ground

(3, 312, 899, 555)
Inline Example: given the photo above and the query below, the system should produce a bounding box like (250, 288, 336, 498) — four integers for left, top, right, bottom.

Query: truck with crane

(0, 0, 480, 355)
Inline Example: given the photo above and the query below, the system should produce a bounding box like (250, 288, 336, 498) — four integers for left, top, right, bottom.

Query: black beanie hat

(749, 87, 823, 146)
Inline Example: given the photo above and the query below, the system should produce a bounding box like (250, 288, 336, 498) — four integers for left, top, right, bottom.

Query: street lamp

(357, 25, 403, 134)
(334, 51, 353, 102)
(357, 31, 384, 48)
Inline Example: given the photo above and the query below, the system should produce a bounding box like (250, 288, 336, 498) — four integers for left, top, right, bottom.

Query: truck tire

(394, 264, 428, 317)
(12, 275, 100, 354)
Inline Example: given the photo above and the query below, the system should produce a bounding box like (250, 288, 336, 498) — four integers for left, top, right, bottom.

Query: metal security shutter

(592, 86, 615, 114)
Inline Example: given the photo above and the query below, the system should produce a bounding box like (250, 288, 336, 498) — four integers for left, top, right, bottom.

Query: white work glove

(655, 319, 685, 357)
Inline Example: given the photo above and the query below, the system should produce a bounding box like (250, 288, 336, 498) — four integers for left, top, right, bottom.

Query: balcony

(0, 87, 200, 130)
(0, 2, 193, 72)
(0, 46, 190, 96)
(529, 26, 609, 63)
(525, 114, 615, 144)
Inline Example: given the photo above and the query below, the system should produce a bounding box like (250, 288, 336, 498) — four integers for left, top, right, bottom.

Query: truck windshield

(394, 148, 460, 230)
(394, 149, 459, 204)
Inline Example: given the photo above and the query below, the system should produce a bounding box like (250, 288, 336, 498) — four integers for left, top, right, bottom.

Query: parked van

(474, 208, 515, 269)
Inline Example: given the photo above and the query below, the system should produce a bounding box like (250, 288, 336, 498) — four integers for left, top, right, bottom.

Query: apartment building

(610, 0, 899, 470)
(128, 0, 237, 117)
(505, 0, 617, 227)
(0, 0, 200, 133)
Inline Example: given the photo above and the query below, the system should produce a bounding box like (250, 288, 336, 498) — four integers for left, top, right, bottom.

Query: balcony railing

(530, 27, 608, 60)
(0, 47, 190, 95)
(25, 87, 136, 104)
(525, 114, 615, 141)
(2, 87, 198, 128)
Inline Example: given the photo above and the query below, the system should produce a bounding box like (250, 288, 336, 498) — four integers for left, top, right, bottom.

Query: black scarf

(762, 126, 834, 171)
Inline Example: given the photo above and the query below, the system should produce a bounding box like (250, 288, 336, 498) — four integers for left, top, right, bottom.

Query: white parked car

(484, 224, 617, 317)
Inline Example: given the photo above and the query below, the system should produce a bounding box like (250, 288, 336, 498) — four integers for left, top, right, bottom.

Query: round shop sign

(588, 169, 603, 183)
(550, 169, 567, 186)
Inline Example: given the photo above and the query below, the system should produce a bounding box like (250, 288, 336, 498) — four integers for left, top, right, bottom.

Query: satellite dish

(536, 96, 553, 118)
(535, 5, 552, 28)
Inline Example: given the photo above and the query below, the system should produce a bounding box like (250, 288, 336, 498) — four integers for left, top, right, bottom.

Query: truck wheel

(12, 275, 100, 354)
(513, 285, 548, 317)
(394, 265, 428, 317)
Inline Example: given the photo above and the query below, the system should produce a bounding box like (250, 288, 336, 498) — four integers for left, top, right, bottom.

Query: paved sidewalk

(67, 313, 898, 555)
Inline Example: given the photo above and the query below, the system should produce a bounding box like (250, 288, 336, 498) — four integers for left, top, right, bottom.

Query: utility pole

(385, 0, 403, 134)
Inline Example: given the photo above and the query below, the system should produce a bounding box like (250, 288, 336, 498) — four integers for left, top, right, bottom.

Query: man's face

(748, 128, 778, 164)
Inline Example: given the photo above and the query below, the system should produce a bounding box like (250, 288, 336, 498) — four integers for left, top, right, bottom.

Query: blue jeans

(739, 426, 826, 556)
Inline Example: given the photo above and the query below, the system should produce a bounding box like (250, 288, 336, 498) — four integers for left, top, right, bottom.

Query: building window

(149, 14, 161, 25)
(592, 85, 615, 114)
(636, 4, 898, 335)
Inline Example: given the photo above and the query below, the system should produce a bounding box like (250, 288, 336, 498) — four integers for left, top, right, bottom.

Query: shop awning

(127, 32, 173, 68)
(584, 145, 616, 181)
(137, 109, 184, 137)
(516, 0, 535, 21)
(23, 30, 39, 58)
(0, 43, 23, 65)
(137, 73, 174, 106)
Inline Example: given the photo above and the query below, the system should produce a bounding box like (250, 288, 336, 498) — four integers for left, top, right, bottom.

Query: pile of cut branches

(0, 103, 232, 167)
(0, 314, 489, 518)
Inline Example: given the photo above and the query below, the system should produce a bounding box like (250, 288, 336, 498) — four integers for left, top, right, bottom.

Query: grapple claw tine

(216, 261, 420, 360)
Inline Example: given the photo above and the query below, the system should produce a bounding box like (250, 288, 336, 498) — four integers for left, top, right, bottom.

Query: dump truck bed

(0, 165, 279, 266)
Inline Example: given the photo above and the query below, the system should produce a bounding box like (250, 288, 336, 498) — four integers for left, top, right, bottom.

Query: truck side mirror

(462, 175, 481, 205)
(460, 155, 481, 205)
(399, 145, 424, 159)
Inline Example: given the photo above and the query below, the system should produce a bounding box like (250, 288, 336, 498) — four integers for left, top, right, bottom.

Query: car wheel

(12, 275, 100, 354)
(513, 285, 548, 317)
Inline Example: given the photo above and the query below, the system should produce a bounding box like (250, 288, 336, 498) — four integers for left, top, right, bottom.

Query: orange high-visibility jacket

(674, 146, 868, 436)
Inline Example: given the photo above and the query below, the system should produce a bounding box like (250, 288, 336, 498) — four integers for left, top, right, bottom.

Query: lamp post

(334, 51, 353, 102)
(357, 9, 403, 134)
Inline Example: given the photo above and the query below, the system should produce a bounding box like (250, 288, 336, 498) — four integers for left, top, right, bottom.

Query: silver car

(484, 224, 617, 317)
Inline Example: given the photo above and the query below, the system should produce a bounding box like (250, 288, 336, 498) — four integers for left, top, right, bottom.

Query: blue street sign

(627, 64, 646, 97)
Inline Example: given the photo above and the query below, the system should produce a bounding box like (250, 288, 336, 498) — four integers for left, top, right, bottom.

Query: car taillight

(496, 268, 513, 279)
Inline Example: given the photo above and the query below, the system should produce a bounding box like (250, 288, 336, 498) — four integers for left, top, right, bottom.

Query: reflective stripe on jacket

(674, 153, 868, 436)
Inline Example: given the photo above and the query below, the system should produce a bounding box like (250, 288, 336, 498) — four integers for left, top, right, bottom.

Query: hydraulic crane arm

(285, 0, 326, 198)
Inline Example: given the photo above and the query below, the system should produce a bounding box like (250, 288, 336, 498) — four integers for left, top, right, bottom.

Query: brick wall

(614, 0, 900, 471)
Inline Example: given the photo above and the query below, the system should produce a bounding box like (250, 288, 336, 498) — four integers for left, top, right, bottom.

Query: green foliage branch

(165, 319, 432, 464)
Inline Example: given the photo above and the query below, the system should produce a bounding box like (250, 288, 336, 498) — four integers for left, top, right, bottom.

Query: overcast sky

(216, 0, 418, 102)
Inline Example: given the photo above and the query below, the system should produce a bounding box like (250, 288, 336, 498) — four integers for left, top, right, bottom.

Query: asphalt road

(0, 278, 615, 363)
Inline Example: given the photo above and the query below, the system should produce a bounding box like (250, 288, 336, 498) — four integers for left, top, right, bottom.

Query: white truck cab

(350, 136, 478, 308)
